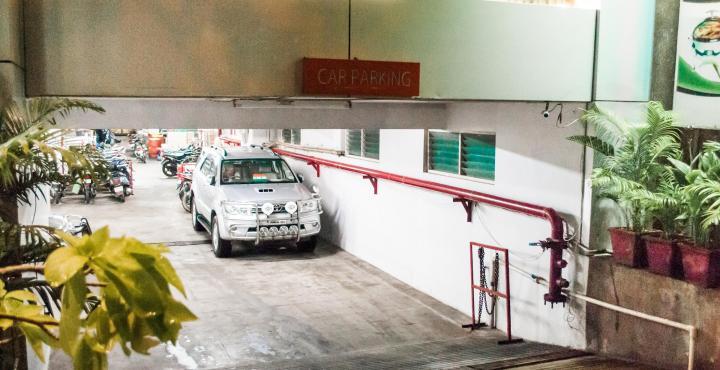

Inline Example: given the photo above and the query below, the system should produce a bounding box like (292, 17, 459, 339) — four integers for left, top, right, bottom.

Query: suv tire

(211, 216, 232, 258)
(191, 198, 204, 232)
(297, 236, 317, 253)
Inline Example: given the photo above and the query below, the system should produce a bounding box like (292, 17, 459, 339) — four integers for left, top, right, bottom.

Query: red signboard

(302, 58, 420, 97)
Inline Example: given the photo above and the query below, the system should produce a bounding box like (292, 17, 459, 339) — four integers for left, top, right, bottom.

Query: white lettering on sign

(318, 68, 413, 88)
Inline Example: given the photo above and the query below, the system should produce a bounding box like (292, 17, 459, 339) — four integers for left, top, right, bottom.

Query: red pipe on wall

(273, 148, 569, 304)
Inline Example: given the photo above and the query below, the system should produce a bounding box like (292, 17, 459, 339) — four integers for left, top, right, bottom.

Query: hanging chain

(476, 247, 501, 326)
(477, 247, 486, 324)
(487, 253, 500, 315)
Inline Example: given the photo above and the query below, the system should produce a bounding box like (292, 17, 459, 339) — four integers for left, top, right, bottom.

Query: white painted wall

(278, 101, 590, 348)
(18, 188, 50, 226)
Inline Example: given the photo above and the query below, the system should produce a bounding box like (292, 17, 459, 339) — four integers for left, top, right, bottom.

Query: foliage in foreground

(0, 98, 108, 210)
(0, 97, 196, 369)
(2, 228, 196, 369)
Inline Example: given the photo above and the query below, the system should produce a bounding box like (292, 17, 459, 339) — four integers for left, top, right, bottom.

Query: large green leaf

(45, 247, 88, 286)
(59, 273, 86, 354)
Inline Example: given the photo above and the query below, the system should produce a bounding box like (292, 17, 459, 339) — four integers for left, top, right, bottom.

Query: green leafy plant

(569, 101, 681, 232)
(0, 97, 196, 369)
(670, 141, 720, 247)
(0, 98, 108, 222)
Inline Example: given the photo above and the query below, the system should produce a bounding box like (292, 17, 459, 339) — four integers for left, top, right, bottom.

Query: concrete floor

(48, 155, 642, 369)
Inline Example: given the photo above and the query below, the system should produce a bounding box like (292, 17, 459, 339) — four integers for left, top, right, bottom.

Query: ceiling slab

(59, 98, 448, 129)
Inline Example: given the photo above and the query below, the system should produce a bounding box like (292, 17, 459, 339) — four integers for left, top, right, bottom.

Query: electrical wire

(473, 207, 546, 262)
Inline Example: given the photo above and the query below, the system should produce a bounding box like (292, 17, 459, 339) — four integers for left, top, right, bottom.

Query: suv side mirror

(297, 174, 304, 183)
(209, 175, 216, 186)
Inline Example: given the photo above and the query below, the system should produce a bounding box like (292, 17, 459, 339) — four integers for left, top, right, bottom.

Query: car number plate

(83, 178, 92, 184)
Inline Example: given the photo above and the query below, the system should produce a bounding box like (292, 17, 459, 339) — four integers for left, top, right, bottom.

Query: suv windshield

(220, 159, 297, 184)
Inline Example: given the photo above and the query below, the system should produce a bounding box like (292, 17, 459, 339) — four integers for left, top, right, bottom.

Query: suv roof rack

(207, 145, 227, 156)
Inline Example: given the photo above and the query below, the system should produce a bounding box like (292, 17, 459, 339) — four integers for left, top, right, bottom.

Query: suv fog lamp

(269, 226, 279, 236)
(261, 202, 274, 215)
(289, 225, 299, 234)
(279, 226, 289, 235)
(259, 227, 269, 236)
(285, 202, 298, 214)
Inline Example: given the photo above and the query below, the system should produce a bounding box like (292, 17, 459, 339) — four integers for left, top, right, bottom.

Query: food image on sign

(677, 3, 720, 96)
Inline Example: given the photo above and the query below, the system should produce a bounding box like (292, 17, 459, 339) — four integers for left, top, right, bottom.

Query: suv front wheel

(191, 198, 203, 232)
(211, 216, 232, 258)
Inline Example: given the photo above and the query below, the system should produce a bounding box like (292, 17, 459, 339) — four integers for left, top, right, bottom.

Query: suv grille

(250, 203, 290, 214)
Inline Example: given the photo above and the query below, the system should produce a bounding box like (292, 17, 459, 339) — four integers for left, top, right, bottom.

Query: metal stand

(463, 242, 524, 345)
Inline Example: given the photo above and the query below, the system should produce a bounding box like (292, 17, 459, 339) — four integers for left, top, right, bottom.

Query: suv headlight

(298, 199, 318, 213)
(223, 202, 254, 217)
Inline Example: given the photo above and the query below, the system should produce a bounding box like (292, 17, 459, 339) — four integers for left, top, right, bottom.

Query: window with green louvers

(346, 129, 380, 159)
(428, 131, 459, 174)
(281, 129, 301, 144)
(461, 133, 495, 180)
(347, 129, 362, 157)
(428, 130, 495, 181)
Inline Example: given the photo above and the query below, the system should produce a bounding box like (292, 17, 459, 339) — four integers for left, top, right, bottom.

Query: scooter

(48, 214, 92, 236)
(107, 159, 132, 202)
(129, 135, 148, 163)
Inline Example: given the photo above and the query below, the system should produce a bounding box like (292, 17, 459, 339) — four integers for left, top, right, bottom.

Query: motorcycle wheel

(162, 160, 177, 177)
(84, 188, 91, 204)
(182, 192, 192, 213)
(123, 186, 131, 197)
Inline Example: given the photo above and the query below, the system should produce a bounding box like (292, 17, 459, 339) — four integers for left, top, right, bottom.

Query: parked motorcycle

(48, 214, 92, 236)
(161, 145, 201, 177)
(102, 146, 133, 202)
(176, 162, 196, 212)
(129, 134, 148, 163)
(81, 173, 96, 204)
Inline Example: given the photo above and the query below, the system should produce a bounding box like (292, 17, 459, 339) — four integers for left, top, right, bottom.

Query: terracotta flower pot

(677, 241, 720, 288)
(609, 228, 656, 267)
(643, 235, 680, 277)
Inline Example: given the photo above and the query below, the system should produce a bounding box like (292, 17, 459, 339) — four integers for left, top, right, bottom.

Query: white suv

(190, 146, 322, 257)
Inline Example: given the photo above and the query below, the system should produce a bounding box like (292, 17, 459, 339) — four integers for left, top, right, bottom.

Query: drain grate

(238, 336, 570, 370)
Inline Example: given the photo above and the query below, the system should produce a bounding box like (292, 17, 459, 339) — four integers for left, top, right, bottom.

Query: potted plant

(569, 102, 681, 267)
(634, 181, 684, 277)
(671, 142, 720, 287)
